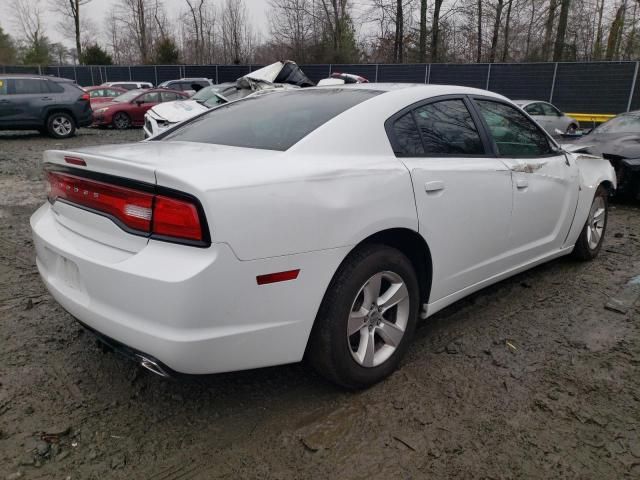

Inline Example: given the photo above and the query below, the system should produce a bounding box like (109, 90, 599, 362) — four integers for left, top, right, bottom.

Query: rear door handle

(425, 180, 445, 193)
(516, 178, 529, 189)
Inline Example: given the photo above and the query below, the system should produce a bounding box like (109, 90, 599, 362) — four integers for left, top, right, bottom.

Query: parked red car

(84, 85, 127, 107)
(92, 88, 189, 129)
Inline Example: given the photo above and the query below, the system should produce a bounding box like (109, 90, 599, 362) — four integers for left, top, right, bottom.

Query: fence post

(375, 64, 379, 82)
(57, 66, 60, 77)
(89, 66, 94, 85)
(549, 62, 558, 103)
(486, 63, 491, 90)
(128, 66, 132, 81)
(328, 64, 332, 76)
(38, 65, 42, 75)
(215, 65, 219, 84)
(627, 62, 639, 112)
(154, 66, 158, 86)
(424, 64, 429, 84)
(73, 65, 77, 82)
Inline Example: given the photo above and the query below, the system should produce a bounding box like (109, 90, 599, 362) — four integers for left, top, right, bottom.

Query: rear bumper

(31, 203, 347, 374)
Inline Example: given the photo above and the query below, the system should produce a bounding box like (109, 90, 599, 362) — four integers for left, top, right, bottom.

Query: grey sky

(1, 0, 272, 47)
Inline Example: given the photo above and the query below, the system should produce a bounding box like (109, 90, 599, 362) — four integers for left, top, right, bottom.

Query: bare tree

(489, 0, 504, 63)
(419, 0, 427, 62)
(221, 0, 254, 64)
(476, 0, 482, 62)
(11, 0, 46, 47)
(115, 0, 165, 63)
(552, 0, 571, 60)
(182, 0, 217, 63)
(267, 0, 313, 62)
(431, 0, 444, 62)
(49, 0, 92, 59)
(501, 0, 514, 62)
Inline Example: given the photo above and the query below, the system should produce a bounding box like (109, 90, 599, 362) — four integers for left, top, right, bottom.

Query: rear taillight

(80, 93, 90, 101)
(47, 171, 207, 245)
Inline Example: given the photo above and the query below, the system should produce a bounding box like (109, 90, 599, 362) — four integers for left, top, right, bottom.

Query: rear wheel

(307, 244, 419, 389)
(46, 112, 75, 139)
(572, 185, 608, 260)
(566, 123, 578, 135)
(113, 112, 131, 130)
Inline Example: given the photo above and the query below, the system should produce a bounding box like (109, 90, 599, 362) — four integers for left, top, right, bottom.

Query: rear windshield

(159, 89, 381, 151)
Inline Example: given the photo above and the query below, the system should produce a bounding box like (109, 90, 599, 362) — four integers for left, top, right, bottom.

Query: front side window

(524, 103, 544, 116)
(413, 100, 484, 155)
(475, 100, 553, 157)
(160, 89, 380, 151)
(540, 103, 561, 116)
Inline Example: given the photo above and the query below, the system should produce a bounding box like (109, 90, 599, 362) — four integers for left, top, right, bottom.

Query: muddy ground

(0, 128, 639, 480)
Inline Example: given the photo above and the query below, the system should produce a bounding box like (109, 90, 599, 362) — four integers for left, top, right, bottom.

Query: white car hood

(149, 100, 208, 123)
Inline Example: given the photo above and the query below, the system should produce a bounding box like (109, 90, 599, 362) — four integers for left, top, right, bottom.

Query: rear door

(540, 102, 568, 134)
(389, 96, 513, 302)
(5, 78, 51, 124)
(472, 98, 580, 264)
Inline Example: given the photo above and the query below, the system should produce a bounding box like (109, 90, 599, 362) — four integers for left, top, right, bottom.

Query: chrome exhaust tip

(137, 355, 170, 378)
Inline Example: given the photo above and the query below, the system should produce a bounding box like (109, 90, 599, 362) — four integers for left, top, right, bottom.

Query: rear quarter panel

(156, 154, 418, 261)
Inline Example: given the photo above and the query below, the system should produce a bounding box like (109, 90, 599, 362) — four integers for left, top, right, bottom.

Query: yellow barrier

(566, 113, 616, 123)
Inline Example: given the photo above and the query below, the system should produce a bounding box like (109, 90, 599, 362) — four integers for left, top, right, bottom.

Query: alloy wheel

(586, 195, 606, 250)
(52, 116, 72, 137)
(347, 271, 410, 368)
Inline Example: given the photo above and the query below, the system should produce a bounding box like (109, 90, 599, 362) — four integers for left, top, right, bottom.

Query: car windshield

(159, 89, 381, 151)
(192, 86, 218, 103)
(593, 114, 640, 134)
(112, 90, 144, 102)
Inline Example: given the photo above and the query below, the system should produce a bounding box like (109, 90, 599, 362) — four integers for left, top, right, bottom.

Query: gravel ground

(1, 128, 640, 480)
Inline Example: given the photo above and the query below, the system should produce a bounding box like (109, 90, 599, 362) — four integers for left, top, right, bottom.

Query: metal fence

(2, 61, 638, 115)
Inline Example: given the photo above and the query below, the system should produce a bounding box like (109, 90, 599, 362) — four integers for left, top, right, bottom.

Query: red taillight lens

(81, 93, 90, 101)
(47, 171, 205, 244)
(153, 195, 202, 241)
(48, 172, 153, 232)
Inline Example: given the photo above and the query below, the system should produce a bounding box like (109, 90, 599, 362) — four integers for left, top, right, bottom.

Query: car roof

(513, 100, 548, 105)
(0, 74, 74, 83)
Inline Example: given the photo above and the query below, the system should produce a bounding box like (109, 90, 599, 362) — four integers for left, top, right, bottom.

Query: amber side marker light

(256, 269, 300, 285)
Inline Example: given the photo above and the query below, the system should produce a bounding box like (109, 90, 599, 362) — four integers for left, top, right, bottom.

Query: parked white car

(31, 84, 615, 388)
(143, 61, 313, 138)
(101, 81, 153, 90)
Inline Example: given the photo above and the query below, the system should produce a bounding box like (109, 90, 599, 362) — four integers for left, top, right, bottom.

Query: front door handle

(425, 180, 445, 193)
(516, 178, 529, 189)
(40, 97, 53, 101)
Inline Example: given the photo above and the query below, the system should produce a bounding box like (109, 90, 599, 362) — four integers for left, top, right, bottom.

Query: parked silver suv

(0, 74, 93, 138)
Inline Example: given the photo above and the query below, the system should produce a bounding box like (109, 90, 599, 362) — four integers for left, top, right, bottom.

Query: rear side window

(524, 103, 544, 116)
(392, 113, 424, 155)
(47, 81, 65, 93)
(0, 79, 7, 95)
(475, 100, 553, 157)
(413, 100, 484, 155)
(540, 103, 561, 116)
(12, 79, 48, 94)
(160, 89, 381, 151)
(390, 99, 484, 156)
(161, 91, 181, 102)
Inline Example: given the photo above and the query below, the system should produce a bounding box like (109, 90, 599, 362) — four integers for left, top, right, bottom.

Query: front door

(472, 98, 580, 265)
(389, 97, 514, 302)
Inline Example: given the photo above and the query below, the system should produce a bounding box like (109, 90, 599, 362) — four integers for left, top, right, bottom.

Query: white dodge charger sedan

(31, 84, 615, 388)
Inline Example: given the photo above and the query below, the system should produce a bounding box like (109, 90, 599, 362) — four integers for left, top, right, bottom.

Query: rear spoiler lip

(44, 163, 212, 248)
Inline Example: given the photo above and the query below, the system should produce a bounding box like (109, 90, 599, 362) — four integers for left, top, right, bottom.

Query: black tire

(307, 244, 420, 389)
(572, 185, 608, 261)
(46, 112, 76, 139)
(566, 123, 578, 134)
(112, 112, 131, 130)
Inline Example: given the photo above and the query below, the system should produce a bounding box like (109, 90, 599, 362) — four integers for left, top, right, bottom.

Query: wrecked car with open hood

(143, 61, 314, 138)
(567, 111, 640, 200)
